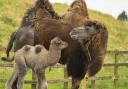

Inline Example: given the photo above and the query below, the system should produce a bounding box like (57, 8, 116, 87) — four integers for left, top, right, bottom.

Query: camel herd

(1, 0, 108, 89)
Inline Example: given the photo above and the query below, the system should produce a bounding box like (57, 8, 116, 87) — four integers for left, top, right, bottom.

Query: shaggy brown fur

(87, 22, 108, 77)
(20, 7, 35, 27)
(33, 18, 104, 89)
(70, 20, 108, 77)
(20, 0, 61, 27)
(63, 0, 89, 27)
(34, 0, 61, 20)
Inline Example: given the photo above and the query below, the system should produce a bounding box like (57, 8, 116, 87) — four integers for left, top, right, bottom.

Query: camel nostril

(69, 32, 72, 36)
(70, 30, 78, 35)
(70, 32, 76, 37)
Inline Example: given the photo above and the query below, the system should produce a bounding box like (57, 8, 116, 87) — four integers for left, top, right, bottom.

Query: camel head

(50, 37, 68, 49)
(70, 20, 104, 44)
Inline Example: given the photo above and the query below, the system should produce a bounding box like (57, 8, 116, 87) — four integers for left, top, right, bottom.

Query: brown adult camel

(62, 0, 108, 88)
(70, 20, 108, 77)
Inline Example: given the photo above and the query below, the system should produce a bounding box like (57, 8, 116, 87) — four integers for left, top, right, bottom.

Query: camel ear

(51, 37, 61, 43)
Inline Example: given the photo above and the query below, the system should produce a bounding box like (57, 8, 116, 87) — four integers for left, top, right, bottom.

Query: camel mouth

(60, 42, 68, 49)
(70, 30, 80, 40)
(64, 43, 68, 48)
(70, 32, 90, 41)
(70, 34, 79, 40)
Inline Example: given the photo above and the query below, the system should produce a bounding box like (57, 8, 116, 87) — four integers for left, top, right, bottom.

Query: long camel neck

(47, 45, 61, 66)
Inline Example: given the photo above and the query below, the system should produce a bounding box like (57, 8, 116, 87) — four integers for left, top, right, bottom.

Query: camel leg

(36, 70, 48, 89)
(11, 77, 18, 89)
(71, 78, 82, 89)
(88, 59, 103, 77)
(17, 67, 27, 89)
(6, 66, 18, 89)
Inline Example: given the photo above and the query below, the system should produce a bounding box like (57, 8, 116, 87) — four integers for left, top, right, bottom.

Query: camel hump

(35, 45, 42, 54)
(23, 45, 31, 52)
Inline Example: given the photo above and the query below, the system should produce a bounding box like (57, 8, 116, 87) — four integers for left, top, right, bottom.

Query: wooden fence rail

(0, 50, 128, 89)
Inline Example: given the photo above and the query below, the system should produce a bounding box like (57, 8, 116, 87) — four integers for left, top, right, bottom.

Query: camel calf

(6, 37, 68, 89)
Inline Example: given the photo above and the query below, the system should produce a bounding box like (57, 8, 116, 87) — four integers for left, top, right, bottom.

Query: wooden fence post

(32, 71, 37, 89)
(64, 67, 68, 89)
(91, 77, 95, 89)
(82, 78, 86, 89)
(91, 80, 95, 89)
(114, 51, 119, 88)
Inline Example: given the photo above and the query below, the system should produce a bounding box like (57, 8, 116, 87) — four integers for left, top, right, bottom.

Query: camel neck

(47, 45, 61, 66)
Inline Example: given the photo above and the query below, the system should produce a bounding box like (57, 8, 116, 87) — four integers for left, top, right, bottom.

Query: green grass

(88, 10, 128, 50)
(0, 0, 128, 89)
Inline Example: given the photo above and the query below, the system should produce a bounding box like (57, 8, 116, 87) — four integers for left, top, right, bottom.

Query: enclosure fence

(0, 50, 128, 89)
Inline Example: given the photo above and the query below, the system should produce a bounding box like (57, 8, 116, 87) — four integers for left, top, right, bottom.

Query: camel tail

(1, 32, 16, 62)
(1, 56, 14, 62)
(6, 32, 16, 57)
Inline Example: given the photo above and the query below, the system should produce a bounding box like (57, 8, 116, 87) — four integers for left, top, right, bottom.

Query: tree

(117, 11, 127, 20)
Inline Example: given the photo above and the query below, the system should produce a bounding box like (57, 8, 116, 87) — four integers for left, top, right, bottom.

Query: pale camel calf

(6, 37, 68, 89)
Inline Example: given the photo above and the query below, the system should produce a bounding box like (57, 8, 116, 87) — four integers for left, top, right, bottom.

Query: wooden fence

(0, 50, 128, 89)
(82, 50, 128, 89)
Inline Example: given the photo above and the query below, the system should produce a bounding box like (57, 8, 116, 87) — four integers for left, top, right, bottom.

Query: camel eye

(85, 26, 90, 31)
(86, 28, 89, 31)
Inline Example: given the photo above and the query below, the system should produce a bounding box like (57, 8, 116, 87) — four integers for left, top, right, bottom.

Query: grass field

(0, 0, 128, 89)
